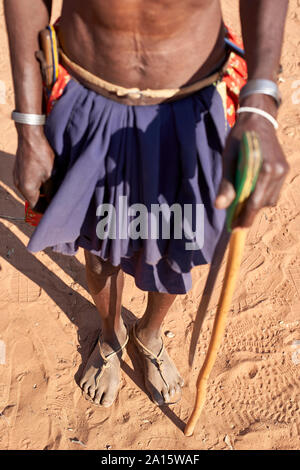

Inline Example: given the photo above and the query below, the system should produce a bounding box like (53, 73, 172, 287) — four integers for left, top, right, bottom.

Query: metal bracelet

(11, 111, 46, 126)
(239, 79, 282, 108)
(237, 106, 279, 130)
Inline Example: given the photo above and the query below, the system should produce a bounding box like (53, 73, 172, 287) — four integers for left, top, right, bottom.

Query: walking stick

(184, 131, 263, 437)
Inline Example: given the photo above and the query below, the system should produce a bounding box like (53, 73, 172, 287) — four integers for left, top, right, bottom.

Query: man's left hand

(215, 107, 289, 228)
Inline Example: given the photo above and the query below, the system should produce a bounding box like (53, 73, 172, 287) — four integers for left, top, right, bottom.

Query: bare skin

(80, 253, 127, 406)
(4, 0, 289, 406)
(58, 0, 226, 93)
(82, 250, 183, 406)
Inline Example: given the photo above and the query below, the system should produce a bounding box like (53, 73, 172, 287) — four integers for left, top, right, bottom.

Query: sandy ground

(0, 0, 299, 451)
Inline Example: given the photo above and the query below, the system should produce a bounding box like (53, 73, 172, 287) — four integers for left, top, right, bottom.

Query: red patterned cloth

(25, 28, 247, 227)
(223, 27, 248, 127)
(46, 64, 71, 115)
(25, 200, 43, 226)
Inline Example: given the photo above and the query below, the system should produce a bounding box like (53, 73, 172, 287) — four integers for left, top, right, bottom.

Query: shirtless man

(4, 1, 289, 407)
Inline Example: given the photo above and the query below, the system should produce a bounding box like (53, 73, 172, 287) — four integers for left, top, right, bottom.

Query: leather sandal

(131, 323, 181, 405)
(82, 327, 129, 405)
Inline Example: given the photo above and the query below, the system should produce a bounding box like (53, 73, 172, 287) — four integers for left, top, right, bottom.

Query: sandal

(82, 327, 129, 406)
(131, 323, 182, 405)
(98, 330, 129, 373)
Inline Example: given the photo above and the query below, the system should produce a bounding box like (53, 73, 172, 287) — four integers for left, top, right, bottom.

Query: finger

(260, 181, 282, 209)
(234, 166, 273, 228)
(28, 193, 41, 209)
(41, 178, 54, 203)
(20, 185, 40, 209)
(222, 134, 241, 183)
(266, 185, 282, 207)
(264, 170, 287, 207)
(215, 178, 236, 209)
(215, 134, 240, 209)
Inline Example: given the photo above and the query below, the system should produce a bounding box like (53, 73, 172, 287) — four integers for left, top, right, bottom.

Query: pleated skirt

(27, 79, 227, 293)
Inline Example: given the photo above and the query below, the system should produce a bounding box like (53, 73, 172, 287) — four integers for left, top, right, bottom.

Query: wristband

(11, 111, 46, 126)
(237, 106, 279, 130)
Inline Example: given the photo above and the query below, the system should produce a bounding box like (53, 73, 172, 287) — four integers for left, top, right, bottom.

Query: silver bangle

(239, 79, 282, 108)
(11, 111, 46, 126)
(237, 106, 279, 130)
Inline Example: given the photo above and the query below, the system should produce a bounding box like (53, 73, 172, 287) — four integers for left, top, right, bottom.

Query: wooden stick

(184, 227, 247, 436)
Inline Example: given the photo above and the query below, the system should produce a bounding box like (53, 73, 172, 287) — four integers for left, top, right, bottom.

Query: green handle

(226, 131, 263, 232)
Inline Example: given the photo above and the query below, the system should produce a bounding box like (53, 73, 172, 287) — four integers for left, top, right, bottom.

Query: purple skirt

(27, 79, 226, 294)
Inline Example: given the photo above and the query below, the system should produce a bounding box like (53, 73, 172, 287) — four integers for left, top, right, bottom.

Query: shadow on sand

(0, 150, 187, 431)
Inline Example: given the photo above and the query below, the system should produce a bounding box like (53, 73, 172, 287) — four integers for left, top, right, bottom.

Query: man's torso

(59, 0, 225, 102)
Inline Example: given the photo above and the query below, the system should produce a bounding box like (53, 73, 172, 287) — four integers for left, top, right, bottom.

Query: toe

(79, 377, 86, 389)
(175, 383, 182, 398)
(88, 385, 96, 400)
(178, 375, 184, 387)
(101, 392, 116, 408)
(167, 382, 182, 404)
(150, 386, 165, 406)
(84, 383, 93, 398)
(162, 387, 171, 404)
(101, 399, 114, 408)
(94, 389, 103, 405)
(82, 381, 90, 396)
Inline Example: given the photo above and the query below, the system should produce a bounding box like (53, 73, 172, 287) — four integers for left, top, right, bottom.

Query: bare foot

(79, 324, 128, 407)
(132, 324, 184, 405)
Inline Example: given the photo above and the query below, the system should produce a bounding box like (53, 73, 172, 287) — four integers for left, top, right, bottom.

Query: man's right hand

(14, 125, 55, 209)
